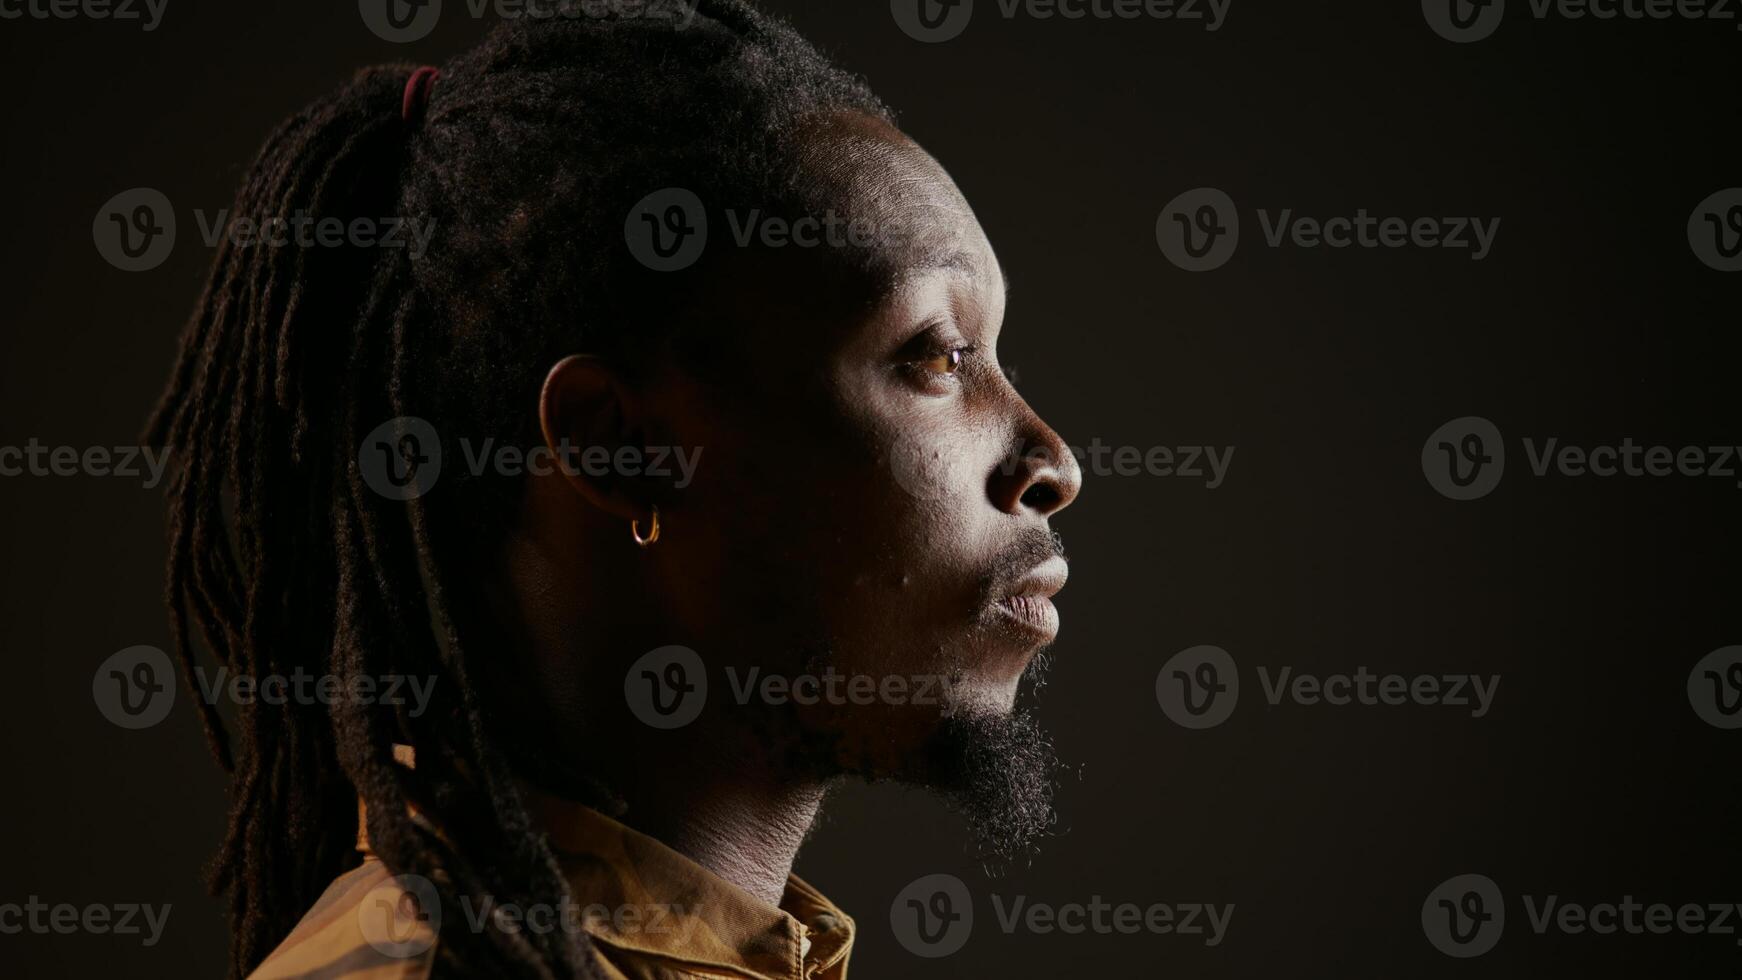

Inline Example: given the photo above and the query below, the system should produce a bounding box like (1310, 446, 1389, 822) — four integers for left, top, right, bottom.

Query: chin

(942, 673, 1025, 719)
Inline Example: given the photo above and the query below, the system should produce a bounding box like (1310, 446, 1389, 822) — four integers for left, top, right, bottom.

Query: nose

(988, 409, 1081, 518)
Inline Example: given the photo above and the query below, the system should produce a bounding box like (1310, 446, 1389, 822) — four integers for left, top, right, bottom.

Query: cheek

(646, 396, 923, 656)
(887, 423, 980, 509)
(655, 379, 1007, 674)
(808, 422, 1013, 673)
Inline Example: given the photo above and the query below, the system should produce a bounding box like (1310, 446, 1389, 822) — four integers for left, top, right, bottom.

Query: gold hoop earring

(631, 506, 661, 547)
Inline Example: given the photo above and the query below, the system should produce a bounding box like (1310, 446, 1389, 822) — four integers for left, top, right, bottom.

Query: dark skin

(501, 112, 1081, 906)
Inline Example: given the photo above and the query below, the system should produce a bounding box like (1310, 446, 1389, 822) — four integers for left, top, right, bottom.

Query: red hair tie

(402, 66, 441, 126)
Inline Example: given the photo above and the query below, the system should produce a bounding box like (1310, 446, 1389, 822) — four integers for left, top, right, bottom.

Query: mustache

(981, 527, 1067, 601)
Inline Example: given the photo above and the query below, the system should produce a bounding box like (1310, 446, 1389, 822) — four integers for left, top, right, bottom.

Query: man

(149, 4, 1080, 976)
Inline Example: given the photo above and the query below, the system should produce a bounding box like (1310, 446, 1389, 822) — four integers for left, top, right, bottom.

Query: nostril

(1020, 481, 1061, 512)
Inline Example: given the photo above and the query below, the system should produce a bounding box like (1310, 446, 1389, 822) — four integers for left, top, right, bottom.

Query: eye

(894, 329, 981, 390)
(919, 347, 971, 376)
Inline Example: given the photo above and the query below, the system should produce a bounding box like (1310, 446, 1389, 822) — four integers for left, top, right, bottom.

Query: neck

(543, 718, 829, 906)
(621, 770, 827, 907)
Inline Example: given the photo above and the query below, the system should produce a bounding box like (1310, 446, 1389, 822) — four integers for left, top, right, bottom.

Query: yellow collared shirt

(248, 795, 853, 980)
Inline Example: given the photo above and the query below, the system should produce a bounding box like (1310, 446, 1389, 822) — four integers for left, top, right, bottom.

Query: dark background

(2, 0, 1738, 976)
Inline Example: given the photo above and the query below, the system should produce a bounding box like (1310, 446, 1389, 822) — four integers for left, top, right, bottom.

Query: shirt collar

(356, 766, 854, 980)
(521, 788, 854, 980)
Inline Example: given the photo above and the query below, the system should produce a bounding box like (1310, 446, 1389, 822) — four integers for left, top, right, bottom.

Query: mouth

(991, 555, 1068, 642)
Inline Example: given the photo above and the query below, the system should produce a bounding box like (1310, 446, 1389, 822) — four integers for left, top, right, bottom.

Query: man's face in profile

(630, 113, 1082, 854)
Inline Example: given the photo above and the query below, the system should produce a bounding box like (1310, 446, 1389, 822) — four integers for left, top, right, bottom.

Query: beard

(913, 650, 1061, 863)
(762, 649, 1063, 864)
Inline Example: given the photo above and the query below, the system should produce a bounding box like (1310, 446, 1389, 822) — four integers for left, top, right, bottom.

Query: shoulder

(247, 857, 438, 980)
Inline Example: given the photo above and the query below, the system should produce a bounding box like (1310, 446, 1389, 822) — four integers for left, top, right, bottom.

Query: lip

(992, 556, 1068, 641)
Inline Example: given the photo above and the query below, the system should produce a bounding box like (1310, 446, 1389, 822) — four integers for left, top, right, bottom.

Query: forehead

(789, 112, 1004, 298)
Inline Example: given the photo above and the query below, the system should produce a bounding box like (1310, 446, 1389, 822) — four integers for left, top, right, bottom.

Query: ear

(537, 354, 651, 524)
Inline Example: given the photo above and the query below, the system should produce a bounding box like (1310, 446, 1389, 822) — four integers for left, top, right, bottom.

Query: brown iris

(922, 348, 967, 375)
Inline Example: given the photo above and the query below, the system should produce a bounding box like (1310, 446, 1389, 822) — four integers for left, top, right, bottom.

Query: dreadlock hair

(144, 3, 890, 976)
